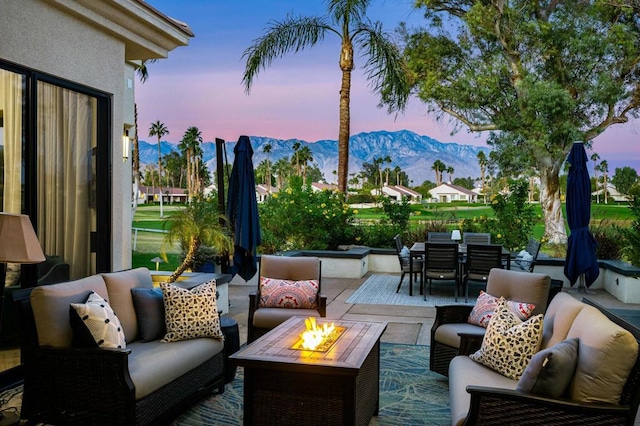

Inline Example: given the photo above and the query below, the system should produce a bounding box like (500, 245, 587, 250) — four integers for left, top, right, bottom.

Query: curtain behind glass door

(37, 81, 97, 279)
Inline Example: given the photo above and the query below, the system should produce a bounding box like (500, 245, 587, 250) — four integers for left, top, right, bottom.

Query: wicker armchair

(430, 269, 551, 376)
(247, 255, 326, 343)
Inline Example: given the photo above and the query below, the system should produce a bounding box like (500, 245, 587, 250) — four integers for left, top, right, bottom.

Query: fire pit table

(229, 316, 387, 426)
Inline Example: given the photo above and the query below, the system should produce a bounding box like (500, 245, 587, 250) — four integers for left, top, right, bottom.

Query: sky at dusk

(137, 0, 640, 173)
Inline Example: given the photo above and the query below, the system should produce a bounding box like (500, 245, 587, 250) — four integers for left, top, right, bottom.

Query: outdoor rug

(173, 343, 450, 426)
(346, 274, 474, 307)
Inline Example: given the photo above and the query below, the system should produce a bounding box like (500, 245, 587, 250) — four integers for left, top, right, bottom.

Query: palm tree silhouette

(149, 120, 169, 218)
(242, 0, 410, 194)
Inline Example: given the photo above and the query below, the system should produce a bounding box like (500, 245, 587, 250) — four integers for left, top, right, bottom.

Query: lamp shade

(0, 213, 46, 263)
(451, 230, 462, 241)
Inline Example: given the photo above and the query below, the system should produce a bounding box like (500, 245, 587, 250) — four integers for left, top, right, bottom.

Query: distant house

(139, 186, 188, 204)
(256, 184, 278, 202)
(592, 183, 631, 202)
(311, 182, 339, 192)
(371, 184, 422, 203)
(429, 183, 478, 203)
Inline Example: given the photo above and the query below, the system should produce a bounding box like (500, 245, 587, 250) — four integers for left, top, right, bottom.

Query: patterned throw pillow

(468, 291, 536, 328)
(470, 297, 543, 380)
(259, 277, 319, 309)
(160, 280, 224, 342)
(70, 291, 126, 349)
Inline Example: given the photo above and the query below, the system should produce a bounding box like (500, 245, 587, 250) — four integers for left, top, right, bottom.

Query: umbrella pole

(572, 274, 596, 295)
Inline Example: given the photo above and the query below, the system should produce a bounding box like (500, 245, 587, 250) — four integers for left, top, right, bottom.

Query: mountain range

(138, 130, 490, 185)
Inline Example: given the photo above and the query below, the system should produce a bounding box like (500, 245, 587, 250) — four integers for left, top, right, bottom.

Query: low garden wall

(280, 248, 640, 304)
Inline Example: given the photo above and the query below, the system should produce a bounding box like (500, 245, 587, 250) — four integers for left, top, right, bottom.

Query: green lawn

(132, 201, 634, 270)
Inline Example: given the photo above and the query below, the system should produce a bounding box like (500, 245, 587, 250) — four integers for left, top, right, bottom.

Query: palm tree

(600, 160, 609, 204)
(149, 121, 169, 218)
(178, 127, 203, 201)
(477, 151, 488, 204)
(432, 160, 446, 186)
(161, 196, 233, 283)
(298, 145, 313, 185)
(131, 60, 155, 215)
(446, 166, 454, 183)
(242, 0, 410, 195)
(591, 152, 601, 203)
(274, 156, 292, 189)
(263, 142, 273, 192)
(292, 141, 302, 176)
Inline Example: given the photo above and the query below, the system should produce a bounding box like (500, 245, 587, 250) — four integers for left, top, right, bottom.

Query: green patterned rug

(172, 343, 450, 426)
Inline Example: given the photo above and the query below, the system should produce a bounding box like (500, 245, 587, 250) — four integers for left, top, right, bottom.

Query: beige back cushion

(103, 267, 153, 343)
(485, 268, 551, 315)
(566, 305, 638, 404)
(540, 292, 585, 349)
(260, 256, 320, 283)
(30, 275, 108, 347)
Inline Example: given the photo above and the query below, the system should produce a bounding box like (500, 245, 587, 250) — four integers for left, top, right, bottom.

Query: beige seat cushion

(566, 305, 638, 404)
(103, 268, 154, 343)
(253, 309, 320, 330)
(540, 292, 585, 349)
(127, 338, 223, 399)
(434, 323, 485, 349)
(30, 275, 108, 347)
(486, 269, 551, 316)
(449, 355, 518, 426)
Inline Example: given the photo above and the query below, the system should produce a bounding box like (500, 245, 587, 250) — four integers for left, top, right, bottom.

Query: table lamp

(451, 229, 462, 242)
(0, 213, 45, 425)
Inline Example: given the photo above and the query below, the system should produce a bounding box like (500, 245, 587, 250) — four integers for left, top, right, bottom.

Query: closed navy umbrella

(227, 135, 261, 281)
(564, 142, 599, 288)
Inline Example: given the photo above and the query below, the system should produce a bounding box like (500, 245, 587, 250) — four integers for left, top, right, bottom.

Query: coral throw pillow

(468, 290, 536, 328)
(259, 277, 319, 309)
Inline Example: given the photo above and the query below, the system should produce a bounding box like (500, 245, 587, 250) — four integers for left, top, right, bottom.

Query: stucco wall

(0, 0, 132, 270)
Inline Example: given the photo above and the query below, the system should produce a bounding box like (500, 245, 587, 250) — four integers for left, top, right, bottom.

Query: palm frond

(355, 20, 412, 112)
(327, 0, 371, 25)
(242, 15, 332, 93)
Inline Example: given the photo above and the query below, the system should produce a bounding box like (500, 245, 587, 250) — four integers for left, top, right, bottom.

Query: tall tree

(178, 127, 203, 201)
(612, 166, 639, 197)
(131, 60, 155, 215)
(598, 160, 610, 204)
(242, 0, 410, 195)
(298, 145, 314, 186)
(431, 159, 446, 186)
(591, 152, 601, 203)
(273, 156, 292, 189)
(477, 151, 488, 204)
(400, 1, 640, 244)
(446, 166, 454, 183)
(292, 141, 302, 176)
(149, 121, 169, 218)
(263, 142, 273, 192)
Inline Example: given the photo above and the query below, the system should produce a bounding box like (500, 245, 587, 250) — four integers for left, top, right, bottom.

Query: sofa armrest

(23, 346, 135, 424)
(457, 332, 484, 356)
(464, 385, 630, 426)
(432, 305, 474, 331)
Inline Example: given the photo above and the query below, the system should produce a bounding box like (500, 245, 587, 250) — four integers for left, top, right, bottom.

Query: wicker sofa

(448, 292, 640, 426)
(13, 267, 226, 425)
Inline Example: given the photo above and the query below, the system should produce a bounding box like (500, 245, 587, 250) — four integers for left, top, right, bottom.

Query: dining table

(409, 242, 512, 297)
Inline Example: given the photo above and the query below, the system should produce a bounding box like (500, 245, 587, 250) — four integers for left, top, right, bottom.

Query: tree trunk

(168, 236, 199, 283)
(132, 104, 140, 215)
(337, 44, 353, 194)
(157, 137, 164, 218)
(539, 162, 567, 244)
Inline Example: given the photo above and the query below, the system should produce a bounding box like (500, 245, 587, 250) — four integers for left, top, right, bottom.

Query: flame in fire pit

(293, 317, 345, 351)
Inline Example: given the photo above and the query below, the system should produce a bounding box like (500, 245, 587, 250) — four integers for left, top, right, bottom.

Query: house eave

(43, 0, 193, 61)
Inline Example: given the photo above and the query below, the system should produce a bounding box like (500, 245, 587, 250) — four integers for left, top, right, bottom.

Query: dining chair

(462, 232, 491, 245)
(393, 234, 423, 294)
(462, 243, 504, 302)
(427, 232, 453, 243)
(424, 243, 459, 301)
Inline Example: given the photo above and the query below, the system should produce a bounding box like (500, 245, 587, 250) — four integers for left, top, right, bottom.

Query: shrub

(591, 220, 624, 260)
(622, 198, 640, 266)
(381, 197, 411, 231)
(461, 179, 536, 251)
(258, 181, 356, 253)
